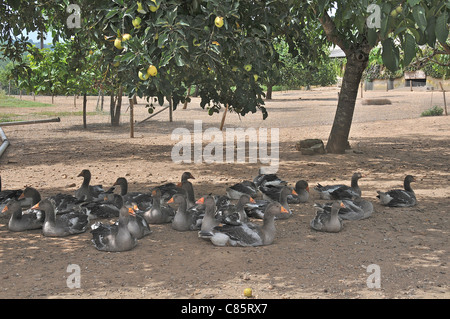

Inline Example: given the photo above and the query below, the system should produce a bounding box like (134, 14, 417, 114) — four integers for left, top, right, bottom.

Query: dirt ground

(0, 86, 448, 299)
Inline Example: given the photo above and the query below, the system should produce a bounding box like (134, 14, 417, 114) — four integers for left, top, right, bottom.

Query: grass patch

(421, 105, 444, 117)
(0, 95, 53, 108)
(0, 112, 22, 123)
(32, 111, 106, 117)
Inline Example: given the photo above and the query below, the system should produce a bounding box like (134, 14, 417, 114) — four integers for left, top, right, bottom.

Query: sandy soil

(0, 86, 449, 299)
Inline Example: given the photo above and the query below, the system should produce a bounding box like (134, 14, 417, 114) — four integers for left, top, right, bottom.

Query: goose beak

(249, 197, 256, 203)
(167, 197, 175, 204)
(292, 189, 298, 196)
(196, 197, 205, 204)
(306, 186, 310, 192)
(128, 207, 136, 216)
(340, 202, 346, 208)
(280, 206, 289, 213)
(18, 193, 25, 199)
(151, 190, 157, 196)
(189, 173, 195, 179)
(1, 206, 8, 213)
(133, 204, 139, 211)
(31, 202, 40, 209)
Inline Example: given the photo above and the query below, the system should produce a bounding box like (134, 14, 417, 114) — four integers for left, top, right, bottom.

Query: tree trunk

(110, 86, 123, 127)
(325, 53, 368, 154)
(82, 93, 87, 129)
(266, 84, 273, 100)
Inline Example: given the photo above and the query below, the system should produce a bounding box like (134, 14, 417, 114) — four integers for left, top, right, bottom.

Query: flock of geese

(0, 169, 417, 252)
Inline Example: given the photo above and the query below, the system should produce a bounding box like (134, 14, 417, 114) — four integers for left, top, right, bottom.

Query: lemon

(132, 17, 142, 29)
(215, 16, 224, 28)
(122, 33, 132, 41)
(114, 38, 123, 49)
(147, 65, 157, 77)
(149, 0, 159, 12)
(243, 288, 252, 297)
(138, 71, 149, 80)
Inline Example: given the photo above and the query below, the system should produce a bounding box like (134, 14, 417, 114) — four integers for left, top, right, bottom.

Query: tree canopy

(0, 0, 448, 152)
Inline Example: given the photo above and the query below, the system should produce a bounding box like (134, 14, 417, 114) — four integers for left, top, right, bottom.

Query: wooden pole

(439, 82, 448, 116)
(0, 127, 10, 158)
(219, 104, 229, 131)
(169, 96, 173, 122)
(83, 93, 87, 129)
(0, 117, 61, 127)
(137, 106, 170, 125)
(129, 97, 134, 138)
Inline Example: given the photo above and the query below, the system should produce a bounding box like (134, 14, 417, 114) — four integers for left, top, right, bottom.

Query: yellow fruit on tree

(137, 2, 146, 14)
(114, 38, 123, 49)
(215, 16, 224, 28)
(147, 65, 157, 77)
(132, 17, 142, 29)
(139, 71, 149, 80)
(122, 33, 132, 41)
(149, 0, 159, 12)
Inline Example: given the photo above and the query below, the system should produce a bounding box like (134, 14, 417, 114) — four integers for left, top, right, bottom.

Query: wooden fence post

(129, 97, 135, 138)
(439, 82, 448, 116)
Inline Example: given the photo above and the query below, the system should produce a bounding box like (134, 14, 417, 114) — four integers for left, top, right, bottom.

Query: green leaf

(435, 12, 449, 44)
(412, 5, 427, 31)
(367, 28, 378, 47)
(382, 38, 399, 72)
(174, 54, 185, 67)
(403, 33, 416, 67)
(425, 16, 436, 48)
(157, 33, 169, 48)
(407, 0, 421, 6)
(105, 9, 119, 20)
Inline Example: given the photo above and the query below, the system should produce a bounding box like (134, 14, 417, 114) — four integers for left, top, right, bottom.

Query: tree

(307, 0, 449, 153)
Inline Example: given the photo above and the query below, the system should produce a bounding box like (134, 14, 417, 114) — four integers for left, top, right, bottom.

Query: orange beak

(292, 189, 298, 196)
(196, 197, 205, 204)
(128, 207, 136, 216)
(249, 197, 256, 203)
(151, 190, 157, 196)
(31, 202, 40, 209)
(280, 206, 288, 213)
(18, 193, 25, 200)
(167, 197, 175, 204)
(340, 202, 346, 208)
(1, 206, 8, 213)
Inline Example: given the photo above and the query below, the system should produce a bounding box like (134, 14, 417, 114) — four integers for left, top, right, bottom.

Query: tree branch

(312, 7, 350, 56)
